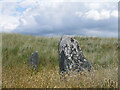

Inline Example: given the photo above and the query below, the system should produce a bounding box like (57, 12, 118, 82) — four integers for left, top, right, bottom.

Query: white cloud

(111, 10, 118, 18)
(17, 1, 66, 31)
(85, 9, 111, 20)
(75, 11, 83, 17)
(100, 9, 110, 19)
(85, 10, 101, 20)
(0, 1, 118, 37)
(0, 2, 20, 32)
(0, 14, 19, 32)
(0, 0, 22, 2)
(84, 3, 100, 9)
(0, 0, 119, 2)
(19, 0, 38, 8)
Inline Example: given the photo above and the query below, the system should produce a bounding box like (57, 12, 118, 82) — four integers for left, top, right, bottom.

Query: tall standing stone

(58, 35, 93, 75)
(28, 51, 39, 70)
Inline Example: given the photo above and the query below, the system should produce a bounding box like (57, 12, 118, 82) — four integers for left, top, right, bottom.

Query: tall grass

(2, 33, 118, 88)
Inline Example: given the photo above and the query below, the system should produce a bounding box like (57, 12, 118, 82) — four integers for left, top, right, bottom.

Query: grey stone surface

(28, 51, 39, 70)
(58, 35, 93, 75)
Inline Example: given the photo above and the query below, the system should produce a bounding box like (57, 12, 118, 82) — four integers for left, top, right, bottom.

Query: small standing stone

(28, 51, 39, 70)
(58, 35, 93, 75)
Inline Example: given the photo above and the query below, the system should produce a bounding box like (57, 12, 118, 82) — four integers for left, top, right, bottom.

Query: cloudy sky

(0, 0, 118, 37)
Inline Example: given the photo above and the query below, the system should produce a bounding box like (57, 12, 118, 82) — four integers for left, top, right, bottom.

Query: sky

(0, 0, 119, 37)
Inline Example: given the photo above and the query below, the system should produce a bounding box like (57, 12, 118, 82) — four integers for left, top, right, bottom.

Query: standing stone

(28, 51, 39, 70)
(58, 35, 93, 75)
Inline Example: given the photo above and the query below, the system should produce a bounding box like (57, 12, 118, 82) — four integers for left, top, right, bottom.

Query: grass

(2, 33, 118, 88)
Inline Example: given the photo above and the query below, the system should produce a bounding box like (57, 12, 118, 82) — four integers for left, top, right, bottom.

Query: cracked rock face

(28, 51, 39, 70)
(58, 35, 93, 74)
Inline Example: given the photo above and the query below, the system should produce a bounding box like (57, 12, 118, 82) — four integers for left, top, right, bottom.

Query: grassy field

(2, 33, 118, 88)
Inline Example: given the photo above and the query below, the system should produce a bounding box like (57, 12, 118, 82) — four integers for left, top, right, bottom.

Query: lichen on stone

(58, 35, 93, 76)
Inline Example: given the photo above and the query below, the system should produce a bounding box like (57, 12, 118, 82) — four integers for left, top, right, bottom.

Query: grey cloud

(13, 2, 118, 37)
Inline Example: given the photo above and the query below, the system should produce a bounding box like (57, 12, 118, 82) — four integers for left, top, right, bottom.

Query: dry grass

(2, 65, 118, 88)
(2, 33, 118, 88)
